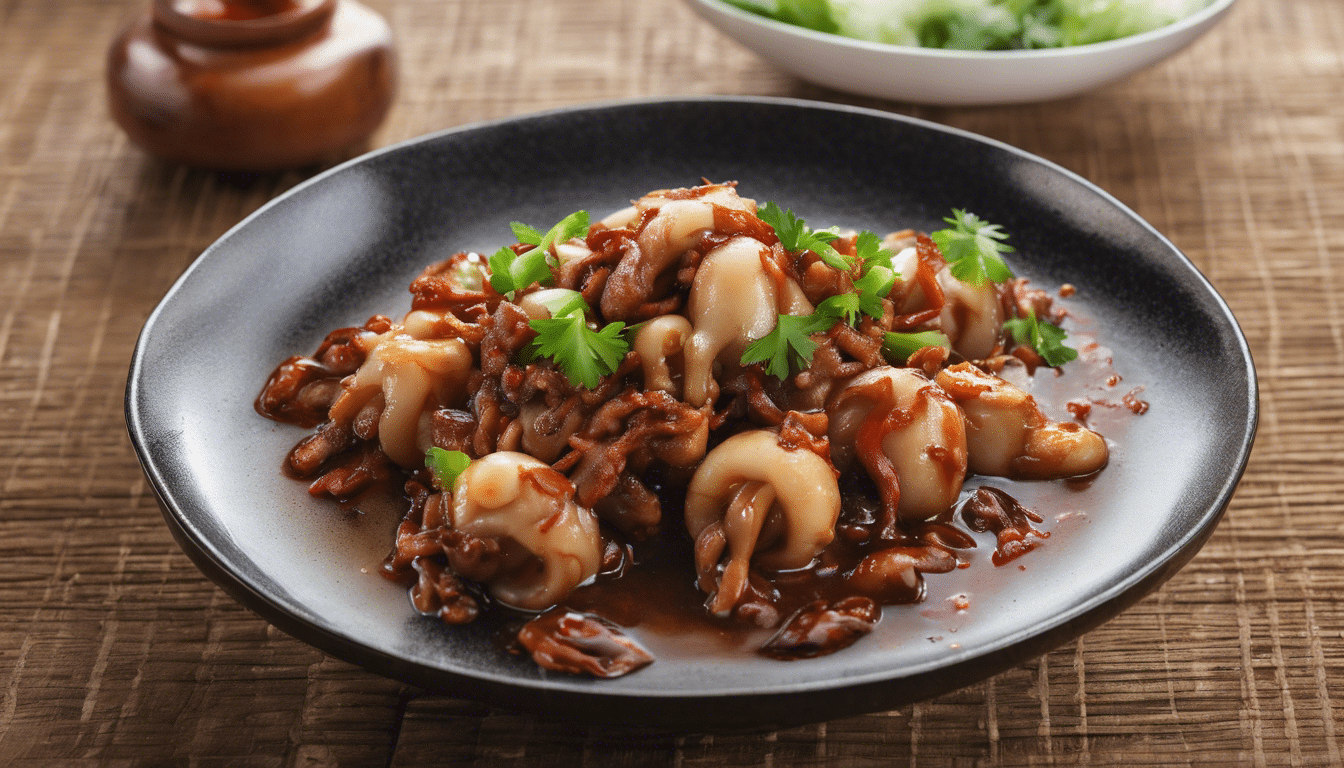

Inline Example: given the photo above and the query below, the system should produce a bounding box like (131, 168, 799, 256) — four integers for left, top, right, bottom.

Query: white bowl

(685, 0, 1237, 105)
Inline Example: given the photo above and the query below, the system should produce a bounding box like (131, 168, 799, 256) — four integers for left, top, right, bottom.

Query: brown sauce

(552, 325, 1133, 660)
(260, 211, 1143, 670)
(326, 320, 1137, 665)
(500, 477, 1097, 663)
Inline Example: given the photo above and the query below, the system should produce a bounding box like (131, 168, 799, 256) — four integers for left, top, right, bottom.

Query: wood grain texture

(2, 0, 1342, 764)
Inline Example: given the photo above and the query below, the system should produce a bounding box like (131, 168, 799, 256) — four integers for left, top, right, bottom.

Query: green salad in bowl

(725, 0, 1213, 50)
(686, 0, 1235, 103)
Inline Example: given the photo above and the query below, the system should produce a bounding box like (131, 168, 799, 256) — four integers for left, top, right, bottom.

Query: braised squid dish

(257, 182, 1130, 678)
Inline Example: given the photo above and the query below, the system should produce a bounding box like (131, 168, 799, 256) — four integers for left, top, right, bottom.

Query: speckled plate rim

(126, 96, 1258, 730)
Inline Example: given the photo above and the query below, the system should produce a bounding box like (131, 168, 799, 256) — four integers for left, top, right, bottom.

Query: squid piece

(886, 243, 921, 300)
(518, 399, 585, 464)
(887, 238, 1004, 360)
(553, 240, 593, 268)
(634, 185, 755, 257)
(518, 287, 583, 321)
(847, 545, 959, 604)
(935, 362, 1108, 479)
(517, 609, 653, 678)
(601, 184, 754, 231)
(937, 269, 1004, 361)
(828, 366, 968, 525)
(600, 184, 756, 320)
(632, 314, 692, 397)
(328, 331, 473, 468)
(758, 596, 880, 660)
(682, 236, 813, 407)
(887, 240, 941, 322)
(599, 205, 638, 229)
(450, 452, 603, 611)
(400, 307, 486, 344)
(685, 430, 841, 616)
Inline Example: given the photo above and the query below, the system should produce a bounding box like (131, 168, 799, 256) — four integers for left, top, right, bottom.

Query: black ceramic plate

(126, 98, 1256, 731)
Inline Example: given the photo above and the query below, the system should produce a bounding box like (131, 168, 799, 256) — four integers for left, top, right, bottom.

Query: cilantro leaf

(740, 312, 833, 380)
(1003, 310, 1077, 367)
(510, 221, 544, 245)
(882, 330, 951, 363)
(737, 222, 898, 378)
(855, 230, 894, 270)
(488, 210, 590, 296)
(852, 263, 896, 320)
(529, 288, 587, 318)
(488, 245, 549, 297)
(527, 292, 629, 388)
(533, 210, 590, 248)
(930, 209, 1015, 286)
(757, 202, 854, 271)
(425, 447, 471, 490)
(757, 202, 807, 250)
(816, 293, 860, 327)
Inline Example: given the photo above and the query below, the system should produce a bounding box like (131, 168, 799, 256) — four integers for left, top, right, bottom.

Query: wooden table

(2, 0, 1340, 763)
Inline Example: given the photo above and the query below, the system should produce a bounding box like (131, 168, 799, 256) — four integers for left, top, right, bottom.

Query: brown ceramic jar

(107, 0, 396, 171)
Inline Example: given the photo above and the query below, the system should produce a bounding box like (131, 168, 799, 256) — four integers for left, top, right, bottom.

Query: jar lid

(152, 0, 336, 48)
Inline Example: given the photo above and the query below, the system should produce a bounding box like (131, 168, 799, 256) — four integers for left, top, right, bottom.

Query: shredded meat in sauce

(257, 182, 1137, 678)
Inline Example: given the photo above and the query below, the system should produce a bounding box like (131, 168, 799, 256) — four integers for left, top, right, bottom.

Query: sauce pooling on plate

(256, 182, 1141, 676)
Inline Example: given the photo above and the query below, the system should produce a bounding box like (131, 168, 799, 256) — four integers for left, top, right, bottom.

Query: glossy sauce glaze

(430, 333, 1131, 668)
(529, 313, 1137, 662)
(255, 186, 1141, 674)
(299, 299, 1138, 666)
